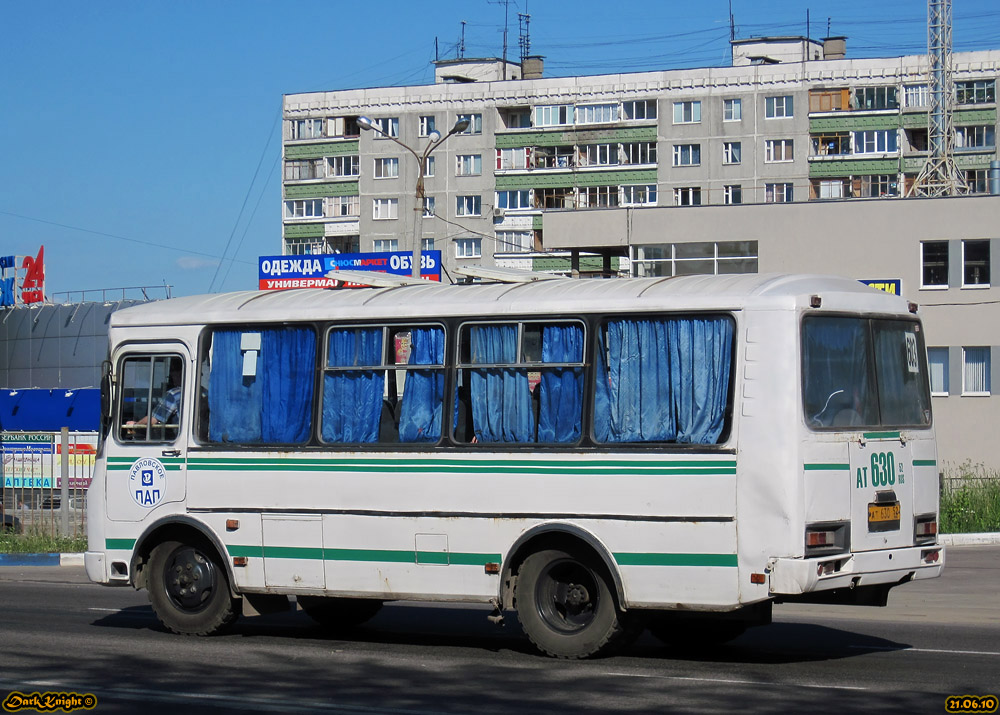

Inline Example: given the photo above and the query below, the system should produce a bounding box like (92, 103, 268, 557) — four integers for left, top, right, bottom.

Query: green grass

(0, 528, 87, 554)
(940, 463, 1000, 534)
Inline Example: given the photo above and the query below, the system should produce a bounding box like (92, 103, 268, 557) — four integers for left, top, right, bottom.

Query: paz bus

(85, 273, 943, 658)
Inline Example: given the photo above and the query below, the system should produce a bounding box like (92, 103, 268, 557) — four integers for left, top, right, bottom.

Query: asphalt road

(1, 546, 997, 714)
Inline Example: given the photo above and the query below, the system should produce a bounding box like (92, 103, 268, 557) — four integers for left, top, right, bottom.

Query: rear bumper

(768, 544, 944, 595)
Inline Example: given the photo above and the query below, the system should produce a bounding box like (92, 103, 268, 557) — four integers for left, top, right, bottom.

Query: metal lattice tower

(909, 0, 967, 196)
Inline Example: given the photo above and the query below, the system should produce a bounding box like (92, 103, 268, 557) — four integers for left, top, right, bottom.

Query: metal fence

(940, 465, 1000, 494)
(1, 430, 96, 539)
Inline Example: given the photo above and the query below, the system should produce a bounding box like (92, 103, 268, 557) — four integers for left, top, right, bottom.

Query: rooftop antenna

(518, 11, 531, 64)
(910, 0, 967, 196)
(489, 0, 513, 79)
(729, 0, 735, 43)
(459, 20, 466, 59)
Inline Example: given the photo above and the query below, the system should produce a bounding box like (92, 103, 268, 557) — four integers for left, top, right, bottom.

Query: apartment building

(281, 39, 999, 468)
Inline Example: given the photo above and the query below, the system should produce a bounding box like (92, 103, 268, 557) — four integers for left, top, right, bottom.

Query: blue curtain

(399, 328, 445, 442)
(595, 318, 732, 444)
(469, 324, 535, 442)
(260, 328, 315, 443)
(208, 330, 262, 442)
(322, 328, 383, 443)
(537, 324, 583, 443)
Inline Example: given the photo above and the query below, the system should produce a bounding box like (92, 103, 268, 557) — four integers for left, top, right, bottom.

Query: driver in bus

(127, 362, 182, 430)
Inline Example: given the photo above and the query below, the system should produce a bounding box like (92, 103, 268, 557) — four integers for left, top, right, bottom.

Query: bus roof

(110, 273, 911, 328)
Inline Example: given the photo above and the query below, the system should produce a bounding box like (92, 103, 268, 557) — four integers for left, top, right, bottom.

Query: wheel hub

(564, 583, 590, 608)
(165, 549, 214, 610)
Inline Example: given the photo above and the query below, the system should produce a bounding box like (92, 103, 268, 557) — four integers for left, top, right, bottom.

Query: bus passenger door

(848, 436, 913, 551)
(106, 348, 190, 523)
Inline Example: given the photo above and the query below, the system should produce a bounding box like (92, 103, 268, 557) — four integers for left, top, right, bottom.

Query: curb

(0, 552, 84, 567)
(939, 533, 1000, 546)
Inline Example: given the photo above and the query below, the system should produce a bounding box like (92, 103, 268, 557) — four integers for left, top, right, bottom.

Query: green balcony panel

(533, 255, 619, 272)
(283, 223, 326, 239)
(495, 169, 656, 190)
(532, 214, 543, 230)
(809, 114, 901, 132)
(808, 159, 898, 177)
(285, 141, 360, 160)
(284, 181, 359, 199)
(495, 125, 657, 149)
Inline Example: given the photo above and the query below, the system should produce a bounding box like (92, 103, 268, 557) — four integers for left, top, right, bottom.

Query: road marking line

(602, 672, 867, 691)
(850, 645, 1000, 656)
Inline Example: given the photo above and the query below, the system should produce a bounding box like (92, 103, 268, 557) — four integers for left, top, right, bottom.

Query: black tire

(147, 539, 238, 636)
(647, 614, 747, 648)
(298, 596, 383, 631)
(515, 548, 633, 659)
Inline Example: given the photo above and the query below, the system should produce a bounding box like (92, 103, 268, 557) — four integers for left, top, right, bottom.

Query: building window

(371, 117, 399, 138)
(374, 157, 399, 178)
(962, 347, 992, 395)
(328, 116, 360, 138)
(963, 240, 991, 287)
(955, 125, 996, 149)
(328, 155, 360, 177)
(966, 169, 989, 193)
(535, 187, 576, 209)
(455, 238, 482, 258)
(495, 190, 532, 210)
(285, 236, 325, 255)
(534, 105, 573, 127)
(418, 115, 436, 137)
(497, 147, 528, 170)
(812, 132, 851, 156)
(956, 79, 996, 104)
(904, 84, 929, 107)
(857, 174, 898, 198)
(814, 179, 846, 199)
(456, 154, 482, 176)
(674, 187, 702, 206)
(723, 98, 742, 121)
(457, 113, 483, 134)
(764, 139, 794, 163)
(284, 159, 324, 180)
(421, 237, 435, 252)
(284, 199, 324, 219)
(809, 89, 848, 113)
(852, 130, 898, 154)
(765, 183, 794, 203)
(424, 156, 435, 177)
(854, 86, 898, 111)
(619, 142, 657, 164)
(373, 238, 398, 252)
(723, 185, 742, 205)
(623, 100, 657, 120)
(765, 95, 794, 118)
(289, 118, 324, 140)
(372, 198, 398, 220)
(579, 144, 616, 166)
(722, 141, 742, 165)
(495, 231, 534, 253)
(456, 195, 482, 217)
(620, 185, 657, 206)
(672, 101, 701, 124)
(632, 241, 758, 277)
(328, 235, 360, 253)
(921, 240, 949, 288)
(576, 103, 619, 125)
(422, 196, 435, 217)
(672, 144, 701, 166)
(928, 347, 950, 396)
(330, 195, 360, 217)
(579, 186, 619, 208)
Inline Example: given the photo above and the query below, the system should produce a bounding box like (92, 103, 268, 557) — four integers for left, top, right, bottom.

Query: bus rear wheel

(298, 596, 383, 631)
(147, 539, 237, 636)
(515, 548, 633, 659)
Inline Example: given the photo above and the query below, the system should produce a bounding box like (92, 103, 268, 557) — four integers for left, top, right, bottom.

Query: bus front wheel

(147, 539, 238, 636)
(515, 548, 632, 659)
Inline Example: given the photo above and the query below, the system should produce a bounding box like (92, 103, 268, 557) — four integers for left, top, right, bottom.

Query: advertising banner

(860, 279, 902, 296)
(0, 245, 45, 307)
(259, 251, 442, 290)
(1, 432, 97, 489)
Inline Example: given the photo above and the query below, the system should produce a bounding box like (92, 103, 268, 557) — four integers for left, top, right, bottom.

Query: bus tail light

(914, 514, 938, 544)
(805, 521, 849, 557)
(921, 549, 941, 564)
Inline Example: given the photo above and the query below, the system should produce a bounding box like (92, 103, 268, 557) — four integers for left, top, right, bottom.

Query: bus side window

(118, 355, 183, 444)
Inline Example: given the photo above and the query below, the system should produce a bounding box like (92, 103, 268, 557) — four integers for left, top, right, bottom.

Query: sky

(1, 0, 998, 300)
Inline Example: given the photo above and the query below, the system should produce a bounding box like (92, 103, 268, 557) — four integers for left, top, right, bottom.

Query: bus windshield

(802, 315, 931, 429)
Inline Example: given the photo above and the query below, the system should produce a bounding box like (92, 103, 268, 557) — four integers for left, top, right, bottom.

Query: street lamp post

(356, 116, 470, 279)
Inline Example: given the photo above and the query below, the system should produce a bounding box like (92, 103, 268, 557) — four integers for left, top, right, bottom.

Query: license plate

(868, 502, 901, 532)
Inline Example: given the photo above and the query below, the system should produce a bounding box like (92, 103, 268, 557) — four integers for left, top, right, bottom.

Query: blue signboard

(258, 251, 441, 290)
(859, 279, 902, 296)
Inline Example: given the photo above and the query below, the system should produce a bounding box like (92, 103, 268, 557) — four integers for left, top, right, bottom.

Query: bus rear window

(802, 316, 931, 429)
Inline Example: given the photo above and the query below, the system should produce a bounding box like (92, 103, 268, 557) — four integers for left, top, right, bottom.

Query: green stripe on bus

(226, 546, 502, 565)
(803, 463, 850, 471)
(912, 459, 938, 467)
(613, 553, 738, 567)
(863, 431, 901, 440)
(106, 538, 137, 550)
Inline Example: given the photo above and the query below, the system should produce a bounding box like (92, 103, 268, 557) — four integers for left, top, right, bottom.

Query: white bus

(86, 273, 943, 658)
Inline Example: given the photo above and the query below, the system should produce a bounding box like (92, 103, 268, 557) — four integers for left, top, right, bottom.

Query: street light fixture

(357, 115, 471, 279)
